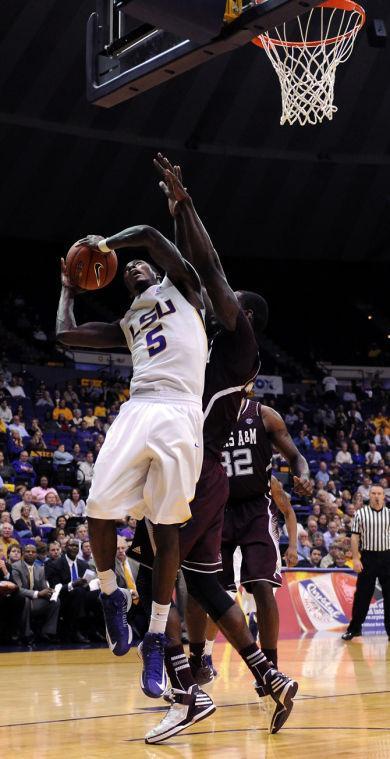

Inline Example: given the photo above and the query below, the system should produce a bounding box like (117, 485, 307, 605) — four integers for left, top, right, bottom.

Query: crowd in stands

(0, 358, 389, 647)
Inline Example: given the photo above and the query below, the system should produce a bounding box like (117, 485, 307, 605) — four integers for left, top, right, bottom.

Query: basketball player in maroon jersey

(199, 396, 312, 683)
(128, 156, 311, 743)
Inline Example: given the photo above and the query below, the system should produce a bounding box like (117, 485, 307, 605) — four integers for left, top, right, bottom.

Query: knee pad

(182, 568, 235, 623)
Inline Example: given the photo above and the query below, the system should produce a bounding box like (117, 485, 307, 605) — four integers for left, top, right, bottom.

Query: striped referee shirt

(351, 506, 390, 551)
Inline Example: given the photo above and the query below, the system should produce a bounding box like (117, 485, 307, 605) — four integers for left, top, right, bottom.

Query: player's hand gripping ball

(66, 235, 118, 291)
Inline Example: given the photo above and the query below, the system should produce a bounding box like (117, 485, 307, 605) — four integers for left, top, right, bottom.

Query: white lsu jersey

(120, 276, 208, 400)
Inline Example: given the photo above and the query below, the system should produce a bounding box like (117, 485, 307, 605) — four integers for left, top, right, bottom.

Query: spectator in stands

(72, 409, 83, 427)
(14, 504, 40, 538)
(35, 544, 48, 566)
(0, 399, 12, 424)
(12, 543, 59, 643)
(115, 536, 138, 596)
(103, 414, 116, 433)
(36, 390, 54, 408)
(8, 415, 29, 439)
(72, 443, 83, 461)
(336, 442, 353, 466)
(344, 502, 356, 519)
(365, 443, 383, 467)
(63, 488, 86, 519)
(63, 383, 79, 405)
(329, 548, 348, 569)
(29, 430, 47, 453)
(11, 490, 42, 524)
(0, 523, 20, 558)
(46, 541, 61, 562)
(7, 544, 22, 564)
(323, 520, 339, 551)
(77, 451, 95, 494)
(8, 430, 24, 460)
(322, 372, 338, 398)
(357, 475, 372, 503)
(0, 554, 25, 644)
(31, 476, 60, 506)
(375, 428, 390, 448)
(83, 406, 98, 428)
(294, 429, 312, 452)
(297, 547, 323, 568)
(1, 512, 12, 525)
(79, 540, 95, 570)
(5, 376, 26, 398)
(342, 383, 357, 403)
(312, 435, 329, 451)
(317, 513, 329, 533)
(75, 523, 89, 543)
(52, 443, 74, 470)
(315, 461, 330, 486)
(379, 476, 390, 504)
(320, 539, 345, 568)
(307, 517, 318, 539)
(323, 405, 336, 432)
(0, 451, 15, 482)
(52, 400, 73, 423)
(94, 397, 107, 418)
(12, 451, 36, 487)
(46, 538, 103, 644)
(311, 502, 321, 518)
(312, 532, 327, 556)
(0, 499, 7, 517)
(38, 492, 65, 527)
(297, 530, 312, 561)
(351, 441, 365, 465)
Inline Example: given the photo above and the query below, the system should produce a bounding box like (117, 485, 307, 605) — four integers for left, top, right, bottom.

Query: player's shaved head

(236, 290, 269, 337)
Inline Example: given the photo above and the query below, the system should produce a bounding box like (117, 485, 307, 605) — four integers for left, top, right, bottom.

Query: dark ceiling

(1, 0, 390, 262)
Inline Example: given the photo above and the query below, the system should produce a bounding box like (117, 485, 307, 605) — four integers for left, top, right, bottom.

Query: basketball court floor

(2, 636, 389, 758)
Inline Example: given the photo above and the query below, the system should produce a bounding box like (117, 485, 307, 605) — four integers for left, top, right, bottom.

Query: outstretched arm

(262, 406, 312, 497)
(154, 154, 239, 331)
(56, 259, 126, 348)
(78, 225, 203, 309)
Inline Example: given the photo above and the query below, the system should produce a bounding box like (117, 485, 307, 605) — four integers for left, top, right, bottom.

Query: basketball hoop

(252, 0, 366, 126)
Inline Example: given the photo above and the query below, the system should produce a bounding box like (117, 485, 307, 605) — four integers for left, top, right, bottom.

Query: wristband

(97, 239, 112, 253)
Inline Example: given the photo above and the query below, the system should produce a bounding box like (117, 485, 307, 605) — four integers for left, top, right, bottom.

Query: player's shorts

(86, 396, 203, 525)
(180, 454, 229, 574)
(221, 496, 282, 592)
(128, 453, 229, 574)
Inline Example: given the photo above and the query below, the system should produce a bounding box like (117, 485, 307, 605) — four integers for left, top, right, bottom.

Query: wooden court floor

(1, 636, 390, 758)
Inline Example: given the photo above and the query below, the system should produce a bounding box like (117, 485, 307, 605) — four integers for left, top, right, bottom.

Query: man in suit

(12, 543, 60, 643)
(46, 538, 104, 643)
(115, 537, 148, 644)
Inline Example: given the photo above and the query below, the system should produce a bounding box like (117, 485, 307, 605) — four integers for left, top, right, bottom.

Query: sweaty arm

(83, 225, 203, 309)
(56, 258, 126, 348)
(154, 156, 239, 330)
(271, 476, 298, 567)
(262, 406, 312, 497)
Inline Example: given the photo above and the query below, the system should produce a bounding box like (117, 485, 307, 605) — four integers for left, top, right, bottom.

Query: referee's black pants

(348, 550, 390, 637)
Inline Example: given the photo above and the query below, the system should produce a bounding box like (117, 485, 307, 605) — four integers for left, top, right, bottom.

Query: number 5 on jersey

(146, 325, 166, 357)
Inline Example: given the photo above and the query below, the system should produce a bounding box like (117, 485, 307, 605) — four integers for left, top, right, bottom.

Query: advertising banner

(277, 569, 385, 636)
(253, 375, 284, 396)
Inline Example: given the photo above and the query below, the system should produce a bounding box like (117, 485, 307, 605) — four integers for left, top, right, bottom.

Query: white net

(255, 1, 365, 126)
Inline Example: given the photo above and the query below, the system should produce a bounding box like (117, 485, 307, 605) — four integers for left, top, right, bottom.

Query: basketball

(66, 239, 118, 290)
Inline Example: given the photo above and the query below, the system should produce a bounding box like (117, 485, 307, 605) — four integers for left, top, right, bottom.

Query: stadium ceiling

(1, 0, 390, 261)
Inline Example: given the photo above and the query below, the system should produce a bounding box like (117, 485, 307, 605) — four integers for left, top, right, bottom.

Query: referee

(342, 485, 390, 641)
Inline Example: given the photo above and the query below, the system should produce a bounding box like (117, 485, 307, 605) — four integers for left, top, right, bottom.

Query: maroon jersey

(203, 309, 259, 458)
(222, 398, 272, 500)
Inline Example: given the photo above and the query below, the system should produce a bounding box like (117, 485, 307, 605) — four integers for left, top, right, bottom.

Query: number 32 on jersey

(222, 448, 254, 477)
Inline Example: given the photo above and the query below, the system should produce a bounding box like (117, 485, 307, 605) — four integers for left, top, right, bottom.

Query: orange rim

(252, 0, 365, 50)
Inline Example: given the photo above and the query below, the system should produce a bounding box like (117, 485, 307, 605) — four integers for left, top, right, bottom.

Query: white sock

(98, 569, 117, 596)
(205, 639, 215, 656)
(149, 601, 170, 634)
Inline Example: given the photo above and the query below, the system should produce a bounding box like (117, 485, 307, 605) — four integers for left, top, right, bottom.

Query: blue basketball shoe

(138, 632, 168, 698)
(100, 588, 133, 656)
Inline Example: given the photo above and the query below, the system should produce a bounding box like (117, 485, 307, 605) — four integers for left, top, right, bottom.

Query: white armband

(97, 239, 112, 254)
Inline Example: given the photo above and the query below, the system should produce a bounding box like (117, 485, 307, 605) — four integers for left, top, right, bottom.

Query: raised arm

(56, 259, 126, 348)
(154, 154, 239, 331)
(262, 406, 312, 498)
(78, 225, 203, 309)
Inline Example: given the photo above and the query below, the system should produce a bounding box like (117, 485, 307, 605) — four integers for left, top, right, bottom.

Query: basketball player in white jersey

(56, 223, 207, 697)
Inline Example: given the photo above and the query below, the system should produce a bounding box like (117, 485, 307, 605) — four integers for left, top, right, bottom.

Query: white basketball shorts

(86, 397, 204, 525)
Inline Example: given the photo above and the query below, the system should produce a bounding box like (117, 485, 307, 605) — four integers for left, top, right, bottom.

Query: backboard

(86, 0, 323, 108)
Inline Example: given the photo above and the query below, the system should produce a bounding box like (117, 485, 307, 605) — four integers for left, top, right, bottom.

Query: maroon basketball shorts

(221, 496, 282, 593)
(180, 454, 229, 574)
